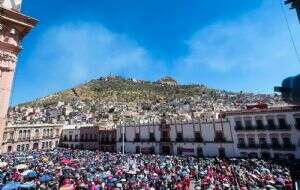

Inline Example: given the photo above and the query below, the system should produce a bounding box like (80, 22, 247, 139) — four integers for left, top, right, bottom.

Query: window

(42, 142, 45, 149)
(176, 133, 183, 142)
(149, 133, 155, 141)
(245, 120, 253, 129)
(278, 118, 287, 128)
(259, 137, 267, 148)
(218, 148, 226, 157)
(134, 133, 140, 142)
(215, 131, 225, 142)
(3, 133, 7, 142)
(282, 137, 291, 146)
(267, 119, 275, 129)
(238, 138, 245, 144)
(63, 135, 67, 141)
(75, 135, 78, 141)
(25, 144, 29, 151)
(271, 137, 279, 146)
(235, 120, 242, 127)
(235, 120, 243, 130)
(49, 141, 52, 148)
(195, 132, 202, 142)
(21, 144, 25, 151)
(197, 147, 203, 157)
(17, 145, 20, 151)
(69, 135, 73, 141)
(136, 146, 140, 154)
(248, 138, 256, 147)
(295, 118, 300, 129)
(256, 119, 264, 129)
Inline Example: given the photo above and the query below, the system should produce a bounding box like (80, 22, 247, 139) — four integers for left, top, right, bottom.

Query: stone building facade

(2, 124, 62, 152)
(59, 125, 116, 151)
(0, 0, 37, 151)
(222, 105, 300, 160)
(116, 118, 236, 157)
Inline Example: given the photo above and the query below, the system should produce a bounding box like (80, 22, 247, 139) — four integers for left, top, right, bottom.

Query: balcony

(278, 124, 291, 130)
(271, 144, 296, 151)
(259, 144, 270, 149)
(176, 138, 183, 142)
(6, 139, 14, 143)
(118, 137, 127, 142)
(235, 126, 244, 131)
(245, 125, 254, 130)
(195, 137, 203, 142)
(248, 143, 258, 148)
(237, 143, 246, 148)
(235, 125, 291, 131)
(134, 137, 140, 142)
(161, 138, 171, 142)
(214, 137, 227, 143)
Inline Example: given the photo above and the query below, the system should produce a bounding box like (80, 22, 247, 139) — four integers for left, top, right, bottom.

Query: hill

(8, 76, 282, 125)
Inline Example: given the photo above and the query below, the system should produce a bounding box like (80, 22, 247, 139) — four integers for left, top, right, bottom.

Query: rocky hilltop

(8, 76, 282, 126)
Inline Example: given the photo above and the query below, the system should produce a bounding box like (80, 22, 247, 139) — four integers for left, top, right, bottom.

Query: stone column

(0, 7, 37, 153)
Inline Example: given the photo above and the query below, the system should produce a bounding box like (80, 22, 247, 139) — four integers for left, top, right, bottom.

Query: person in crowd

(0, 149, 294, 190)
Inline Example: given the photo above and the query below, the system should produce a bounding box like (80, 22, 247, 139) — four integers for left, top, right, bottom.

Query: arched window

(19, 130, 22, 139)
(35, 129, 39, 138)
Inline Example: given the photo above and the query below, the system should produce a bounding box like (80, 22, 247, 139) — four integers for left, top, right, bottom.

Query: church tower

(0, 0, 37, 151)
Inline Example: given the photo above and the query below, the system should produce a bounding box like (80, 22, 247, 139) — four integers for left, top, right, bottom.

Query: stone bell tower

(0, 0, 37, 151)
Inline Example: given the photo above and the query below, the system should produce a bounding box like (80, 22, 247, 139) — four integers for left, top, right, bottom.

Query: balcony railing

(237, 143, 246, 148)
(259, 144, 270, 149)
(214, 137, 227, 143)
(176, 138, 183, 142)
(235, 125, 291, 131)
(161, 138, 171, 142)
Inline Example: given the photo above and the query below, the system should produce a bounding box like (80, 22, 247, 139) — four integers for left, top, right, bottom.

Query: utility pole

(122, 125, 125, 154)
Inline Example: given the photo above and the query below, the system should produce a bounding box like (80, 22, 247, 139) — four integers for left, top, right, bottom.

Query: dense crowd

(0, 149, 294, 190)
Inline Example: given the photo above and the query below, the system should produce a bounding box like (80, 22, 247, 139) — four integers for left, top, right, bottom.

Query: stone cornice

(0, 7, 38, 39)
(0, 41, 20, 54)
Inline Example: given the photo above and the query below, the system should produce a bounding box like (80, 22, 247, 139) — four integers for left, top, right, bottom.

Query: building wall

(0, 2, 37, 152)
(225, 107, 300, 160)
(2, 124, 62, 152)
(116, 119, 236, 157)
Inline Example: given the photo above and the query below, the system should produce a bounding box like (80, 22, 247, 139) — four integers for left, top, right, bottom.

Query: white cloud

(30, 23, 166, 88)
(173, 1, 300, 92)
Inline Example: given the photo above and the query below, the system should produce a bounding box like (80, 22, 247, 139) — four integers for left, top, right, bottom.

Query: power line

(279, 0, 300, 65)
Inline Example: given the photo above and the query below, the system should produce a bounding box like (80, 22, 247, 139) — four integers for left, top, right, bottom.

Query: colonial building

(59, 124, 93, 149)
(59, 125, 116, 151)
(0, 0, 37, 151)
(222, 105, 300, 160)
(99, 127, 116, 152)
(2, 124, 62, 152)
(116, 118, 236, 157)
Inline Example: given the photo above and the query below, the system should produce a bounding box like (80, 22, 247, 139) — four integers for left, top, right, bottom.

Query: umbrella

(40, 175, 52, 183)
(21, 170, 37, 178)
(0, 162, 7, 168)
(61, 159, 73, 165)
(19, 182, 36, 189)
(2, 182, 21, 190)
(15, 164, 28, 170)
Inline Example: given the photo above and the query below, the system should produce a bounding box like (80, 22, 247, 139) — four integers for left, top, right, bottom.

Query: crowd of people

(0, 149, 295, 190)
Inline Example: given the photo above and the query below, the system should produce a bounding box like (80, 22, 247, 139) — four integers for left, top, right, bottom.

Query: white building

(222, 105, 300, 160)
(116, 118, 236, 157)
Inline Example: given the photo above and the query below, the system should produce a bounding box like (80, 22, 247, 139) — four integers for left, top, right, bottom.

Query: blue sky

(12, 0, 300, 105)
